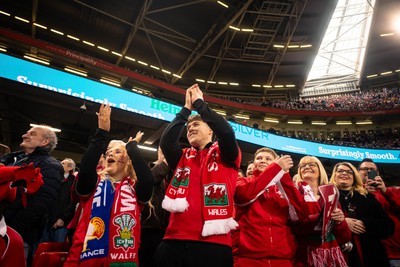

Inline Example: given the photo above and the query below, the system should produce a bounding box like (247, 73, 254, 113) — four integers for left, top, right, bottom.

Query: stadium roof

(0, 0, 399, 163)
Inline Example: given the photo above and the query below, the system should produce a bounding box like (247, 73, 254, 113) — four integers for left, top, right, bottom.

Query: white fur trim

(236, 169, 285, 207)
(201, 218, 238, 237)
(0, 217, 6, 236)
(276, 181, 299, 222)
(162, 195, 189, 212)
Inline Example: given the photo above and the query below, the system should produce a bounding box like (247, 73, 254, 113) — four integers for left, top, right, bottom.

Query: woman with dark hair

(64, 104, 154, 267)
(330, 162, 394, 267)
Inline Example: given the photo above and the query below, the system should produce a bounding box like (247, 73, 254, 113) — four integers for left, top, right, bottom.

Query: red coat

(0, 223, 25, 267)
(372, 187, 400, 259)
(292, 197, 351, 267)
(234, 163, 309, 267)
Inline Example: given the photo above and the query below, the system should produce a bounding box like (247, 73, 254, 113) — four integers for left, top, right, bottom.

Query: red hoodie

(372, 187, 400, 259)
(234, 163, 309, 266)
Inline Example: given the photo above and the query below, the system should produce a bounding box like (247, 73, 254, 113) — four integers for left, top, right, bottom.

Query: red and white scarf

(80, 177, 140, 266)
(162, 142, 238, 236)
(297, 182, 348, 267)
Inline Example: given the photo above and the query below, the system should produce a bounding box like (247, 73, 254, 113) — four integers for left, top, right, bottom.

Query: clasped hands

(184, 84, 204, 111)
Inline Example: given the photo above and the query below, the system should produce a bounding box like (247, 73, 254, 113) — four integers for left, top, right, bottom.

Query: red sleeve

(0, 227, 25, 267)
(279, 174, 310, 221)
(234, 162, 284, 205)
(332, 219, 352, 246)
(383, 187, 400, 210)
(0, 166, 18, 182)
(292, 212, 320, 236)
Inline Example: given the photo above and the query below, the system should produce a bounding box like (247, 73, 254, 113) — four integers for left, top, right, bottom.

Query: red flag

(318, 184, 339, 242)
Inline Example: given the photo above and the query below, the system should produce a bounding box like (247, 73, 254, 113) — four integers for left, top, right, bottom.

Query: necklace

(339, 190, 351, 200)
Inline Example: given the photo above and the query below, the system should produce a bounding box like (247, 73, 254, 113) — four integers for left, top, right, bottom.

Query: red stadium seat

(32, 242, 70, 267)
(32, 251, 68, 267)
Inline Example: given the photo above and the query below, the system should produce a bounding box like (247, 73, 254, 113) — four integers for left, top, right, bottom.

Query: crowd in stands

(276, 130, 400, 150)
(324, 132, 400, 149)
(0, 84, 400, 267)
(214, 87, 400, 112)
(284, 87, 400, 111)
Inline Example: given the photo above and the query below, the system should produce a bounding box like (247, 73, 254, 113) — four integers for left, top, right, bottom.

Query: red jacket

(372, 187, 400, 259)
(0, 223, 25, 267)
(234, 163, 309, 265)
(293, 197, 351, 267)
(164, 144, 241, 246)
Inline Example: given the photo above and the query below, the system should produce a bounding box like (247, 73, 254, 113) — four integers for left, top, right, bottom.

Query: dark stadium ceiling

(0, 0, 343, 98)
(1, 0, 399, 99)
(0, 0, 400, 174)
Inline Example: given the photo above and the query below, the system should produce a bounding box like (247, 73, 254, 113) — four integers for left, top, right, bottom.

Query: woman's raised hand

(97, 103, 111, 132)
(128, 131, 144, 144)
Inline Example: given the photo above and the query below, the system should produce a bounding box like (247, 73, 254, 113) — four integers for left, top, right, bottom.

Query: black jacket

(2, 147, 64, 246)
(339, 190, 395, 267)
(160, 99, 239, 171)
(141, 161, 172, 230)
(47, 173, 77, 227)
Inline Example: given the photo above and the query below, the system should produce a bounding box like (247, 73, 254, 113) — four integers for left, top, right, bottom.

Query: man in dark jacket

(40, 158, 77, 243)
(1, 125, 63, 264)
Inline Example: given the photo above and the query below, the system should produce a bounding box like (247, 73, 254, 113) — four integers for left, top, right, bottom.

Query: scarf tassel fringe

(201, 218, 238, 237)
(162, 195, 189, 212)
(308, 246, 348, 267)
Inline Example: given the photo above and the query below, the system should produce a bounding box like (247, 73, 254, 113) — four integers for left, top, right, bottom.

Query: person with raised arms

(154, 84, 241, 267)
(64, 104, 154, 267)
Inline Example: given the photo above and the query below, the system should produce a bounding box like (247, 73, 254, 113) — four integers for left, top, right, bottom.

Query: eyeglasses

(299, 162, 318, 169)
(336, 169, 353, 175)
(358, 167, 377, 172)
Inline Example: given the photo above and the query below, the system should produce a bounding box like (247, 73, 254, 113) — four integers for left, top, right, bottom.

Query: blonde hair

(329, 162, 367, 196)
(145, 193, 157, 221)
(99, 140, 137, 184)
(294, 156, 328, 185)
(254, 147, 278, 160)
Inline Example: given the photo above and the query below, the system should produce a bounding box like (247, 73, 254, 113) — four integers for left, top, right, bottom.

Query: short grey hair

(63, 158, 76, 172)
(37, 125, 58, 152)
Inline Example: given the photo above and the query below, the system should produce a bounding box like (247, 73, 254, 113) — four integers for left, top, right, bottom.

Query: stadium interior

(0, 0, 399, 182)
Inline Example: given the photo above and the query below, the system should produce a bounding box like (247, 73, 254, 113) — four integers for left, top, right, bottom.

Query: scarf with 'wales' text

(80, 177, 140, 267)
(162, 142, 238, 236)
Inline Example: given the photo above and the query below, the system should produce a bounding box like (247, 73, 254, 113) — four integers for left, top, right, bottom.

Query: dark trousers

(153, 239, 233, 267)
(139, 228, 166, 267)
